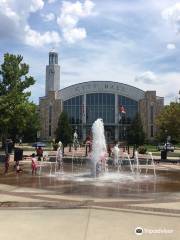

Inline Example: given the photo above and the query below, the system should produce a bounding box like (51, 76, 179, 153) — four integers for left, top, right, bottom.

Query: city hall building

(39, 51, 164, 142)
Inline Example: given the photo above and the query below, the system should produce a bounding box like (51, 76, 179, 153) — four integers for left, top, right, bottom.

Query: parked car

(157, 143, 175, 152)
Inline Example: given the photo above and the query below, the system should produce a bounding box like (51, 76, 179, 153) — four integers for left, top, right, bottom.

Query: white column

(115, 94, 118, 124)
(82, 94, 86, 141)
(115, 94, 119, 140)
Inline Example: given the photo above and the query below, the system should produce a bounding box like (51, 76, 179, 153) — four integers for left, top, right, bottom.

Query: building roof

(58, 80, 145, 102)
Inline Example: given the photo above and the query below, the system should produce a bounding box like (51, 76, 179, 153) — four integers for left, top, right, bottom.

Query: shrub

(53, 143, 58, 151)
(138, 146, 147, 154)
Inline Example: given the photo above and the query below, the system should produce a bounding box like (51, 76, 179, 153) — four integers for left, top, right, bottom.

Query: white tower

(45, 50, 60, 95)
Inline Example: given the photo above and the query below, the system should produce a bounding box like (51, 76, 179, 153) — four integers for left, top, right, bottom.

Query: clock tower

(45, 50, 60, 95)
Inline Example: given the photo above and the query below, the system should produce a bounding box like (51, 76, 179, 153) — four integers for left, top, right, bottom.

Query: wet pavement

(1, 163, 180, 200)
(0, 163, 180, 240)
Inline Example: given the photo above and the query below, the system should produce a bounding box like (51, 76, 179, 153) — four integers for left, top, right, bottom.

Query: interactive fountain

(146, 152, 156, 177)
(71, 130, 82, 172)
(112, 142, 120, 166)
(55, 141, 63, 175)
(91, 118, 108, 177)
(45, 117, 157, 189)
(123, 152, 134, 173)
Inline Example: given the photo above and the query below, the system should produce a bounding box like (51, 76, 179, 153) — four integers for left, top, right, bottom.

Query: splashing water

(112, 144, 119, 166)
(91, 119, 108, 177)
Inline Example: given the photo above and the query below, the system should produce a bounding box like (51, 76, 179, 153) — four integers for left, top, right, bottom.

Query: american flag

(119, 105, 126, 114)
(119, 105, 126, 121)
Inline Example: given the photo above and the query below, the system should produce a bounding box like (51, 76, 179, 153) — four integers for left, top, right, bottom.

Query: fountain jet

(91, 119, 108, 177)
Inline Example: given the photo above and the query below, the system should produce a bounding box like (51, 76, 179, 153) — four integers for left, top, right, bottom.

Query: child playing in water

(31, 153, 38, 175)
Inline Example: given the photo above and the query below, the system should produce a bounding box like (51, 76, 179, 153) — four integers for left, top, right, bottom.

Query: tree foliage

(0, 53, 39, 142)
(20, 104, 40, 142)
(156, 102, 180, 143)
(126, 113, 145, 146)
(55, 112, 72, 146)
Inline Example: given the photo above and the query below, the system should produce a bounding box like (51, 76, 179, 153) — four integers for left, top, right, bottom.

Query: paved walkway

(0, 173, 180, 240)
(0, 153, 180, 240)
(0, 208, 179, 240)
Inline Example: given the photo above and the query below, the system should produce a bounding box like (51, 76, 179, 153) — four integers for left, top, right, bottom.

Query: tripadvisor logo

(135, 227, 144, 235)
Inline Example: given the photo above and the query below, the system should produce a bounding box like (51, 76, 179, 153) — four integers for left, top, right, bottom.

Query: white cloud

(63, 28, 86, 43)
(0, 0, 61, 47)
(24, 25, 61, 47)
(57, 0, 95, 43)
(30, 0, 44, 12)
(167, 43, 176, 49)
(162, 3, 180, 33)
(48, 0, 56, 4)
(156, 72, 180, 103)
(135, 71, 158, 84)
(59, 0, 94, 18)
(42, 12, 55, 22)
(58, 14, 78, 29)
(0, 1, 20, 22)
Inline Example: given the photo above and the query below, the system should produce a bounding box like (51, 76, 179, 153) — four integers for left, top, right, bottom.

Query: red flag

(119, 105, 126, 114)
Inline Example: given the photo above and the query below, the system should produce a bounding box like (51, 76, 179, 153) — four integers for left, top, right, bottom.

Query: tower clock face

(49, 68, 55, 75)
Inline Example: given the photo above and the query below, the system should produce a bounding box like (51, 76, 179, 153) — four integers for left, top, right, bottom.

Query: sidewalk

(0, 208, 179, 240)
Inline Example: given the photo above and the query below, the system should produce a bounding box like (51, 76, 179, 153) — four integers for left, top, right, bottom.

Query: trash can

(0, 155, 5, 163)
(161, 150, 167, 160)
(14, 148, 23, 162)
(5, 139, 13, 154)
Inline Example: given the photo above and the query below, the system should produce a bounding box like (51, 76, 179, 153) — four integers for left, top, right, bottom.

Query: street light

(165, 129, 168, 160)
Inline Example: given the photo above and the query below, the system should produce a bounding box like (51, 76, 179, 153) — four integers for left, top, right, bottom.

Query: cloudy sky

(0, 0, 180, 104)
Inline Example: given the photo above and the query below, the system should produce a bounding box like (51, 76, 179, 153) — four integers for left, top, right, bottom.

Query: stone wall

(39, 89, 164, 141)
(39, 91, 62, 140)
(139, 91, 164, 141)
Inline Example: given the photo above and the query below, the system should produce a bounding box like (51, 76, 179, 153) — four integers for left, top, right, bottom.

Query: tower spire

(45, 50, 60, 95)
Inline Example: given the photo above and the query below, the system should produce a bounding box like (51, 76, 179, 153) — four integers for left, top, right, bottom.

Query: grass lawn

(151, 152, 180, 157)
(14, 142, 53, 151)
(144, 145, 158, 152)
(143, 144, 180, 157)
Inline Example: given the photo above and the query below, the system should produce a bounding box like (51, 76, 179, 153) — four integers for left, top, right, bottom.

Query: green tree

(156, 102, 180, 143)
(55, 112, 72, 146)
(21, 103, 40, 142)
(126, 113, 145, 147)
(0, 53, 39, 144)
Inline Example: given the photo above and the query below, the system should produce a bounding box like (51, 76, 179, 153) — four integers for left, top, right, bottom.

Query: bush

(53, 143, 58, 151)
(138, 146, 147, 154)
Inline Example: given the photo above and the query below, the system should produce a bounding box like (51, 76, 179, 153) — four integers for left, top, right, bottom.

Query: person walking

(36, 147, 43, 161)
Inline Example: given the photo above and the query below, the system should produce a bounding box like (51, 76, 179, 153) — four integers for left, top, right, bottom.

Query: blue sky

(0, 0, 180, 104)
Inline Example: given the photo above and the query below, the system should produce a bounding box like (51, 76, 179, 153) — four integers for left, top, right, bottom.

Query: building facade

(39, 51, 164, 142)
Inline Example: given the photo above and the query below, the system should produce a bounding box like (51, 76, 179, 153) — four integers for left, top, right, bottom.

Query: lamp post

(164, 129, 168, 160)
(36, 131, 40, 142)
